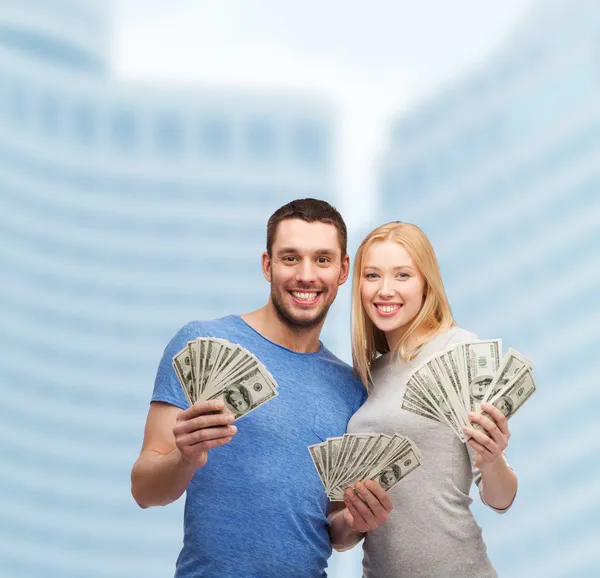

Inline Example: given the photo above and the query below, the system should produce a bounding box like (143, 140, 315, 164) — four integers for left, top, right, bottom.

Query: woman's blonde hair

(351, 222, 455, 388)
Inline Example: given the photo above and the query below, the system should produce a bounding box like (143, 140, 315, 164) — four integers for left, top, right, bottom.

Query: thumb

(343, 508, 355, 529)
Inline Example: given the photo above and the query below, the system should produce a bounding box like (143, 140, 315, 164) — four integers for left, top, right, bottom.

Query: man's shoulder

(318, 346, 365, 392)
(173, 315, 238, 337)
(318, 344, 351, 370)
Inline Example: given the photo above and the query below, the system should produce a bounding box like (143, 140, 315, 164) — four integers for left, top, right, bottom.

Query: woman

(345, 222, 518, 578)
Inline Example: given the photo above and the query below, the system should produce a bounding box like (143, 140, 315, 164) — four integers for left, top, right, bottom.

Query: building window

(199, 116, 229, 159)
(155, 113, 184, 155)
(9, 77, 28, 127)
(111, 107, 139, 151)
(38, 90, 60, 138)
(291, 122, 326, 166)
(245, 117, 276, 161)
(72, 100, 96, 145)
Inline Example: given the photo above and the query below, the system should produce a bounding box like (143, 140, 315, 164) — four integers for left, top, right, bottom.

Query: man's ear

(338, 253, 350, 285)
(262, 251, 272, 282)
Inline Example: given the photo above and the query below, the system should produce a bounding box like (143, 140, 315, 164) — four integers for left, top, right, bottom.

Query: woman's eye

(396, 273, 409, 279)
(365, 273, 378, 279)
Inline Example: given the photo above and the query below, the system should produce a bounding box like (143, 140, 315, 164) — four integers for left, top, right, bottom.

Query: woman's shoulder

(421, 326, 478, 356)
(440, 326, 478, 348)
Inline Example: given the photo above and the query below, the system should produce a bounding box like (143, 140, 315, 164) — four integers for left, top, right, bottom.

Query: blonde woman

(344, 222, 517, 578)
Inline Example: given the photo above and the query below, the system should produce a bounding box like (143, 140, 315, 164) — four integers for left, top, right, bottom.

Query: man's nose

(295, 259, 318, 283)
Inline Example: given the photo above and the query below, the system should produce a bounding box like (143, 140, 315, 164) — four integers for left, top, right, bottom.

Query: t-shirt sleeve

(151, 322, 205, 410)
(469, 445, 516, 513)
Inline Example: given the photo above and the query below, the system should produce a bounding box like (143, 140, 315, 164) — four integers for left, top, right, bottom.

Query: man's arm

(328, 480, 393, 552)
(131, 400, 237, 508)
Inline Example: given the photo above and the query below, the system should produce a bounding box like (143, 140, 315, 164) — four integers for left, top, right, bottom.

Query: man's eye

(317, 257, 330, 264)
(282, 256, 297, 262)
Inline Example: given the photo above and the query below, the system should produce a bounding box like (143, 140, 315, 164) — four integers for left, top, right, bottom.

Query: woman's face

(360, 240, 426, 347)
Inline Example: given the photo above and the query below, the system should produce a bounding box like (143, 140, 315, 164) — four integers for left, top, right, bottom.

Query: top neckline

(230, 315, 325, 357)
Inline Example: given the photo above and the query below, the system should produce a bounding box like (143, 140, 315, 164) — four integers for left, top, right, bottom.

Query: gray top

(347, 327, 512, 578)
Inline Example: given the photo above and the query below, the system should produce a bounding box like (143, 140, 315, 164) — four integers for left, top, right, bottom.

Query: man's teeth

(376, 304, 400, 313)
(292, 291, 318, 301)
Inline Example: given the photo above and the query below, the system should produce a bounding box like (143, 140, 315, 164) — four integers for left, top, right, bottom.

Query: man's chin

(274, 303, 328, 329)
(285, 311, 324, 328)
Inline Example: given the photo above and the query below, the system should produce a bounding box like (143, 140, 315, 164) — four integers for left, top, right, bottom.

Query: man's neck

(241, 304, 323, 354)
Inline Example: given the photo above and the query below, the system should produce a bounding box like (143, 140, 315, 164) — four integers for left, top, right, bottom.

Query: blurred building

(379, 1, 600, 576)
(0, 2, 338, 577)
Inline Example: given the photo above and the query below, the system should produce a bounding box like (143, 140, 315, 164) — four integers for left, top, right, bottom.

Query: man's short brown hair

(266, 198, 347, 257)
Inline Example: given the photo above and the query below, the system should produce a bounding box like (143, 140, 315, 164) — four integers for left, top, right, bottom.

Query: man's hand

(342, 480, 394, 533)
(174, 400, 238, 469)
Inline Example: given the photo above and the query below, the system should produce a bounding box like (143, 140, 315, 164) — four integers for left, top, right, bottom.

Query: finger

(178, 400, 226, 421)
(346, 485, 376, 526)
(463, 426, 500, 456)
(467, 413, 502, 444)
(174, 411, 235, 435)
(182, 435, 233, 457)
(178, 424, 237, 447)
(342, 508, 355, 529)
(481, 403, 510, 436)
(354, 481, 387, 520)
(363, 479, 394, 513)
(344, 492, 368, 531)
(467, 439, 496, 462)
(467, 438, 488, 455)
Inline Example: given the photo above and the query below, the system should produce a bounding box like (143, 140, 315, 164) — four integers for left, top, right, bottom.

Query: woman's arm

(478, 455, 518, 510)
(328, 503, 365, 552)
(463, 402, 518, 511)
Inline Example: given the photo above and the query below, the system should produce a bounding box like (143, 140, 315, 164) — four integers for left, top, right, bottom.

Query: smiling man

(131, 199, 393, 578)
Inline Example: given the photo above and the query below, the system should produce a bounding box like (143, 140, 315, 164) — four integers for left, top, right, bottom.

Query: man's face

(471, 378, 490, 400)
(227, 389, 249, 413)
(497, 398, 511, 417)
(263, 219, 349, 329)
(380, 469, 395, 488)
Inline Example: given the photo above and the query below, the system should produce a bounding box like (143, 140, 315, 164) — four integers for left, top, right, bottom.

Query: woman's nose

(378, 278, 395, 297)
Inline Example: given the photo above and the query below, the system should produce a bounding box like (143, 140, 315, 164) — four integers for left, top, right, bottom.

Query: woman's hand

(463, 402, 511, 470)
(343, 480, 394, 533)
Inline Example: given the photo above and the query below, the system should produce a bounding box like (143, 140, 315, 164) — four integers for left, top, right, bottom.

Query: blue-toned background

(1, 1, 598, 577)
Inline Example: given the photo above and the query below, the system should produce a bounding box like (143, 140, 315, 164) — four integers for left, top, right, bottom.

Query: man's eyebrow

(276, 248, 338, 255)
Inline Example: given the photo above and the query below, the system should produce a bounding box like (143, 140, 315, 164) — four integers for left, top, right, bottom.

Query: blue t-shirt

(151, 315, 367, 578)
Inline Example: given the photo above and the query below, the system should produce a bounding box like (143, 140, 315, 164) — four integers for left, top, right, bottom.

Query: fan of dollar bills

(172, 337, 278, 419)
(401, 339, 536, 442)
(309, 433, 422, 500)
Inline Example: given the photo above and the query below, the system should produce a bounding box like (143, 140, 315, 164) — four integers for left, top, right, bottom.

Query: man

(131, 199, 393, 578)
(379, 465, 401, 490)
(223, 384, 252, 415)
(470, 376, 492, 401)
(495, 396, 514, 418)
